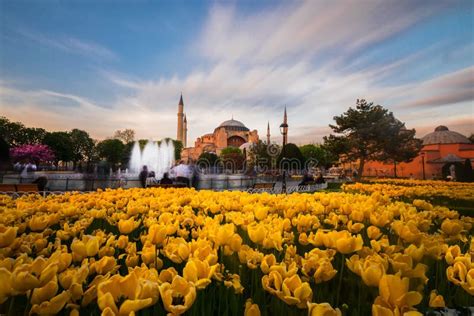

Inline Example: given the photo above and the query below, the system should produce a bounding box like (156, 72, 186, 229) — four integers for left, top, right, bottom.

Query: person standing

(139, 165, 148, 188)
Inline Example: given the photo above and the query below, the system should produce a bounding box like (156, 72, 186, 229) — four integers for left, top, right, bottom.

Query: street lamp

(280, 120, 288, 193)
(420, 151, 426, 180)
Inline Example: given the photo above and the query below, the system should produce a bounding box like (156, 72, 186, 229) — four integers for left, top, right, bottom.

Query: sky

(0, 0, 473, 145)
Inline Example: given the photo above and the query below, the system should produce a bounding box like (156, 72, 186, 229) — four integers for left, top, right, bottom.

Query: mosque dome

(217, 119, 250, 132)
(421, 126, 471, 145)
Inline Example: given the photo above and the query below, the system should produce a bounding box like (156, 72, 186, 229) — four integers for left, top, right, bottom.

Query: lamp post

(280, 119, 288, 193)
(420, 151, 426, 180)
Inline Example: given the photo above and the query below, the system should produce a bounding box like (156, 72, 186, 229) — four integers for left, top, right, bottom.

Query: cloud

(1, 1, 472, 145)
(198, 1, 448, 63)
(17, 29, 118, 61)
(397, 66, 474, 108)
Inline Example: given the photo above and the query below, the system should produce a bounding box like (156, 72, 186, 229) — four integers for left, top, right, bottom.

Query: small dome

(217, 119, 249, 131)
(421, 126, 470, 145)
(434, 125, 449, 132)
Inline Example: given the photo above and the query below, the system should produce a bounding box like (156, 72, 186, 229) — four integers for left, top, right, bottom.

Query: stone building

(362, 125, 474, 179)
(181, 117, 259, 162)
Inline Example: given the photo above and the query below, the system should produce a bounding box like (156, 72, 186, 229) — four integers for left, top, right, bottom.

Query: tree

(323, 99, 420, 179)
(299, 144, 336, 168)
(249, 140, 274, 170)
(469, 134, 474, 144)
(43, 132, 74, 165)
(70, 129, 95, 168)
(220, 147, 242, 156)
(170, 139, 183, 161)
(9, 144, 55, 164)
(0, 116, 26, 146)
(114, 129, 135, 144)
(379, 127, 422, 177)
(0, 137, 10, 170)
(96, 139, 125, 169)
(23, 128, 47, 144)
(277, 143, 304, 170)
(197, 152, 218, 169)
(220, 147, 244, 172)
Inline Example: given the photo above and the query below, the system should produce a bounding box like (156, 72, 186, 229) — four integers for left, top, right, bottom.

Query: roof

(217, 119, 249, 131)
(430, 153, 466, 163)
(421, 126, 470, 145)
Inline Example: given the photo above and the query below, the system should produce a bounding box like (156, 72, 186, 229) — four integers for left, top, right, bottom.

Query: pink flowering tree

(10, 144, 55, 164)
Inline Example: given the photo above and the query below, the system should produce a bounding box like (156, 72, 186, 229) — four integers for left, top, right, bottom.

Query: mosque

(175, 95, 261, 162)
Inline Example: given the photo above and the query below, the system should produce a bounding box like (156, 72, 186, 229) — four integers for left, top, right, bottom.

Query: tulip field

(0, 182, 473, 315)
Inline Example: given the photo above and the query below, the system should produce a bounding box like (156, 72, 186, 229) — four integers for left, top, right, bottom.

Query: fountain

(128, 140, 175, 178)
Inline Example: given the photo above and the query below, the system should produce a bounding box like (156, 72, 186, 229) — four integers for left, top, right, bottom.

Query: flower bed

(0, 188, 472, 315)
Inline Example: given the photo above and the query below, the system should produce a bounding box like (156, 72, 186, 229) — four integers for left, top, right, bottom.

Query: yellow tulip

(29, 215, 50, 231)
(428, 290, 445, 308)
(0, 268, 12, 304)
(377, 274, 422, 310)
(30, 290, 71, 315)
(367, 226, 382, 240)
(445, 245, 461, 265)
(163, 238, 191, 264)
(119, 298, 153, 316)
(0, 225, 17, 248)
(262, 270, 283, 295)
(447, 261, 467, 286)
(244, 299, 261, 316)
(118, 218, 140, 235)
(441, 219, 463, 236)
(94, 256, 117, 275)
(461, 268, 474, 295)
(11, 268, 40, 292)
(248, 224, 266, 244)
(147, 224, 168, 244)
(307, 302, 342, 316)
(159, 275, 196, 315)
(117, 235, 129, 249)
(86, 237, 100, 257)
(223, 274, 244, 294)
(216, 223, 235, 246)
(361, 261, 385, 287)
(302, 257, 337, 284)
(182, 258, 218, 289)
(335, 234, 363, 254)
(261, 254, 277, 274)
(278, 274, 312, 309)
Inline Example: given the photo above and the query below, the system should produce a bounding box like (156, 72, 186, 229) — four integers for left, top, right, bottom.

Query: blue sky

(0, 0, 473, 144)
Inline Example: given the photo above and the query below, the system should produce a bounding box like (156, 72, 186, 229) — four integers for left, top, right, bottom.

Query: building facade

(363, 125, 474, 179)
(181, 118, 259, 162)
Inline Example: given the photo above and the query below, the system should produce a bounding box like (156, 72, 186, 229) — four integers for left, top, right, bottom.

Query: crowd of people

(138, 161, 197, 188)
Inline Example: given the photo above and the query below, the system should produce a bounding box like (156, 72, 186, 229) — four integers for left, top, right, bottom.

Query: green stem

(335, 254, 345, 308)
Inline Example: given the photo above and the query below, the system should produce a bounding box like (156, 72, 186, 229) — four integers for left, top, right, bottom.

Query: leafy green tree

(96, 139, 125, 170)
(171, 139, 183, 161)
(197, 152, 218, 169)
(0, 117, 26, 146)
(43, 132, 74, 165)
(249, 140, 273, 169)
(379, 127, 422, 177)
(220, 147, 244, 172)
(299, 144, 336, 167)
(324, 99, 420, 179)
(70, 129, 95, 168)
(114, 129, 135, 144)
(277, 143, 304, 170)
(21, 127, 47, 144)
(220, 147, 242, 156)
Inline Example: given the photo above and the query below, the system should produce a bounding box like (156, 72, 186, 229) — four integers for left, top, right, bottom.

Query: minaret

(266, 121, 271, 144)
(183, 114, 187, 147)
(177, 94, 184, 143)
(282, 106, 288, 146)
